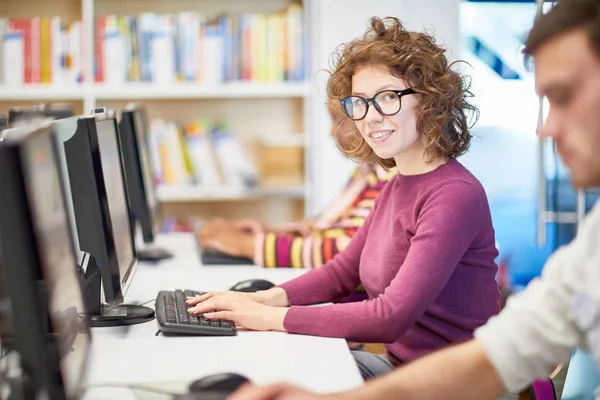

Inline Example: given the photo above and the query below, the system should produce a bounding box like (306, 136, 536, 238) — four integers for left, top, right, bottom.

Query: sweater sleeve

(276, 204, 376, 305)
(474, 203, 600, 393)
(282, 181, 491, 343)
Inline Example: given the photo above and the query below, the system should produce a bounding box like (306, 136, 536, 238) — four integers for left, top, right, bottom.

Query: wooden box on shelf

(256, 144, 304, 187)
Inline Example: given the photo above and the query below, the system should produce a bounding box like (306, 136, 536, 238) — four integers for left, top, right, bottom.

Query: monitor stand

(137, 246, 173, 262)
(91, 303, 155, 328)
(79, 254, 155, 328)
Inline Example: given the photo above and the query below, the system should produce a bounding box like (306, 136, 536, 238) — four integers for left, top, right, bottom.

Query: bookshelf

(93, 82, 310, 100)
(0, 85, 84, 101)
(0, 0, 313, 226)
(0, 83, 309, 101)
(156, 184, 305, 202)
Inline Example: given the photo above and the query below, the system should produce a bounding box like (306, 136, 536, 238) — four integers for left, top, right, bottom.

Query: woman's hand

(186, 292, 288, 332)
(198, 219, 256, 259)
(235, 219, 266, 234)
(186, 287, 289, 308)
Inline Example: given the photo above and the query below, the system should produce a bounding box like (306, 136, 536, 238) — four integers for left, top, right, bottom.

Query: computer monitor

(55, 109, 154, 327)
(118, 104, 172, 261)
(0, 122, 90, 399)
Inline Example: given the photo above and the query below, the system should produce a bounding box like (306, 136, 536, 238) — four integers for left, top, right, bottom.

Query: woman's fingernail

(203, 313, 213, 318)
(187, 308, 195, 313)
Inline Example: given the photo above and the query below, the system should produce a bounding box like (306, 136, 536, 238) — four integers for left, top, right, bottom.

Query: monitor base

(89, 304, 155, 328)
(137, 247, 173, 262)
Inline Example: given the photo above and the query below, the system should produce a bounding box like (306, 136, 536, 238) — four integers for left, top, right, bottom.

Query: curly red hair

(327, 17, 479, 169)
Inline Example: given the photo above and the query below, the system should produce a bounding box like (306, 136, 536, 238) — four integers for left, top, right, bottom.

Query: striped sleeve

(253, 227, 365, 269)
(253, 231, 338, 269)
(254, 232, 323, 269)
(253, 164, 394, 269)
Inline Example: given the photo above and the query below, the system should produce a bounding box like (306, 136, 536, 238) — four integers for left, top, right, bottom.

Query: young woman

(187, 16, 500, 380)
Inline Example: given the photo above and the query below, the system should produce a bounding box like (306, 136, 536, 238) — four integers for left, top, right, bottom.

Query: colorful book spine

(8, 18, 32, 83)
(40, 17, 51, 83)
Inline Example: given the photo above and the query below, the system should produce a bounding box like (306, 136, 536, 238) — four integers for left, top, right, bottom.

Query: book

(3, 31, 24, 85)
(147, 117, 263, 191)
(89, 5, 306, 84)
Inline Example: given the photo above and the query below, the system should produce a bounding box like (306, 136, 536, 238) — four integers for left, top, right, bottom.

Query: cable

(138, 299, 156, 307)
(155, 329, 162, 336)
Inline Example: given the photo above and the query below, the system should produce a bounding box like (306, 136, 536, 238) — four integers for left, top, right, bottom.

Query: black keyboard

(155, 290, 237, 336)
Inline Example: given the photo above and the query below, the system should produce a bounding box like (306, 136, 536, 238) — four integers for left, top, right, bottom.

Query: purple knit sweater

(279, 159, 500, 365)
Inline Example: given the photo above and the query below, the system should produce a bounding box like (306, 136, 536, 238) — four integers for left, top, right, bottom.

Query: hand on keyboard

(186, 290, 255, 306)
(186, 287, 288, 308)
(186, 291, 287, 332)
(155, 290, 237, 336)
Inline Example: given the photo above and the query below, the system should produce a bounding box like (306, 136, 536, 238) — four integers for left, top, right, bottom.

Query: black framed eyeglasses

(340, 88, 416, 121)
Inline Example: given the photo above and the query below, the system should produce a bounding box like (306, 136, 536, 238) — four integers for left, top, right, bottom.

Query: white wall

(402, 0, 461, 60)
(305, 0, 461, 216)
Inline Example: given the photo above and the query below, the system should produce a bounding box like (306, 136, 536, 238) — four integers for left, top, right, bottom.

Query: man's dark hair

(524, 0, 600, 57)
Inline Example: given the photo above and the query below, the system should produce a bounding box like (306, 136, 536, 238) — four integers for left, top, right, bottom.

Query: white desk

(83, 233, 363, 399)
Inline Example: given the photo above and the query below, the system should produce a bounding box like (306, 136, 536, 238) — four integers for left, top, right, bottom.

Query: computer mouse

(229, 279, 275, 293)
(188, 372, 250, 393)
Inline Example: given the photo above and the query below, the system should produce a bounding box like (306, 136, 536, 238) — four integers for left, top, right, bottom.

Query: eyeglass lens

(344, 91, 401, 120)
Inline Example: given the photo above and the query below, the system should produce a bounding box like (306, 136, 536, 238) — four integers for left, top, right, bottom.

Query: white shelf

(94, 82, 310, 100)
(156, 184, 305, 202)
(0, 82, 310, 101)
(0, 85, 85, 101)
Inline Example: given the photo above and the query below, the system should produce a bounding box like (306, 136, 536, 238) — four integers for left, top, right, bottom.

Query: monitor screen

(21, 132, 90, 397)
(132, 109, 156, 212)
(96, 119, 135, 286)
